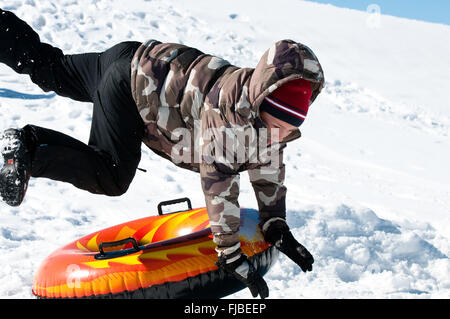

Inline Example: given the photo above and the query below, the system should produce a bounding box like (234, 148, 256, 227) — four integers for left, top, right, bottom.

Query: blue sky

(306, 0, 450, 25)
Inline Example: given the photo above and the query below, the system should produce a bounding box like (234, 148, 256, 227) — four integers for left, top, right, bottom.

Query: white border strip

(264, 96, 306, 119)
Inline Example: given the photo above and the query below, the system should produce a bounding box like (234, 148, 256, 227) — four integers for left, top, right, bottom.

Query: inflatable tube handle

(98, 237, 140, 257)
(157, 197, 192, 215)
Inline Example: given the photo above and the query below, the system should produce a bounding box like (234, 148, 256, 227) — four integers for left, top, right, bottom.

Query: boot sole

(0, 129, 30, 206)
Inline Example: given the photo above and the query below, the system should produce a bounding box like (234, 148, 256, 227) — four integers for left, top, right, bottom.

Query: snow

(0, 0, 449, 299)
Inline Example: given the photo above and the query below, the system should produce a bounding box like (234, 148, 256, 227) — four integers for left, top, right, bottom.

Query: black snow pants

(1, 11, 144, 196)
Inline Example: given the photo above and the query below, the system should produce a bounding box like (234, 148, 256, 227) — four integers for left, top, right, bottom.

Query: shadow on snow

(0, 88, 56, 100)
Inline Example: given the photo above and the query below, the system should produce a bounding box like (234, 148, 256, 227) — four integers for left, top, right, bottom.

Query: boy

(0, 9, 324, 298)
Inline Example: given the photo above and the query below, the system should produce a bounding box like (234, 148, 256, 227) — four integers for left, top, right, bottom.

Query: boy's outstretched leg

(0, 9, 144, 205)
(1, 8, 139, 103)
(1, 8, 98, 102)
(0, 9, 41, 75)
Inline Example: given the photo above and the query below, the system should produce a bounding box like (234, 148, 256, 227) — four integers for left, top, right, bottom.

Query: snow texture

(0, 0, 449, 299)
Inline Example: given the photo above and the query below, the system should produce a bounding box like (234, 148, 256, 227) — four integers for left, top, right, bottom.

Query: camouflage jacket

(130, 39, 324, 246)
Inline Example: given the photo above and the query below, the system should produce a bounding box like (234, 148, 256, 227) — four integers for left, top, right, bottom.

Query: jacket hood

(250, 39, 325, 110)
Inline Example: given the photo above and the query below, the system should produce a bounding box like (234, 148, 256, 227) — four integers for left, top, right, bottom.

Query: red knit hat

(260, 78, 312, 127)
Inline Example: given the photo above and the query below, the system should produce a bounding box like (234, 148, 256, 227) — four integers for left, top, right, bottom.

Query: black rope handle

(157, 197, 192, 215)
(98, 237, 140, 257)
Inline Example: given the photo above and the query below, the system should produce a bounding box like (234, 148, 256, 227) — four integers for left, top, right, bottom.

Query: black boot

(263, 218, 315, 272)
(0, 128, 32, 206)
(0, 9, 41, 74)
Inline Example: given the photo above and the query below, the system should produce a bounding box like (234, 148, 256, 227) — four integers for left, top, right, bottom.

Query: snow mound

(230, 204, 449, 298)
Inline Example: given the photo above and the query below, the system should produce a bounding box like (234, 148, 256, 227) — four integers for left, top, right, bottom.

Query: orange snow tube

(32, 198, 278, 299)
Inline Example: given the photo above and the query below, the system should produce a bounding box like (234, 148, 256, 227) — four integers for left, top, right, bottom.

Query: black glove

(264, 218, 314, 272)
(216, 251, 269, 299)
